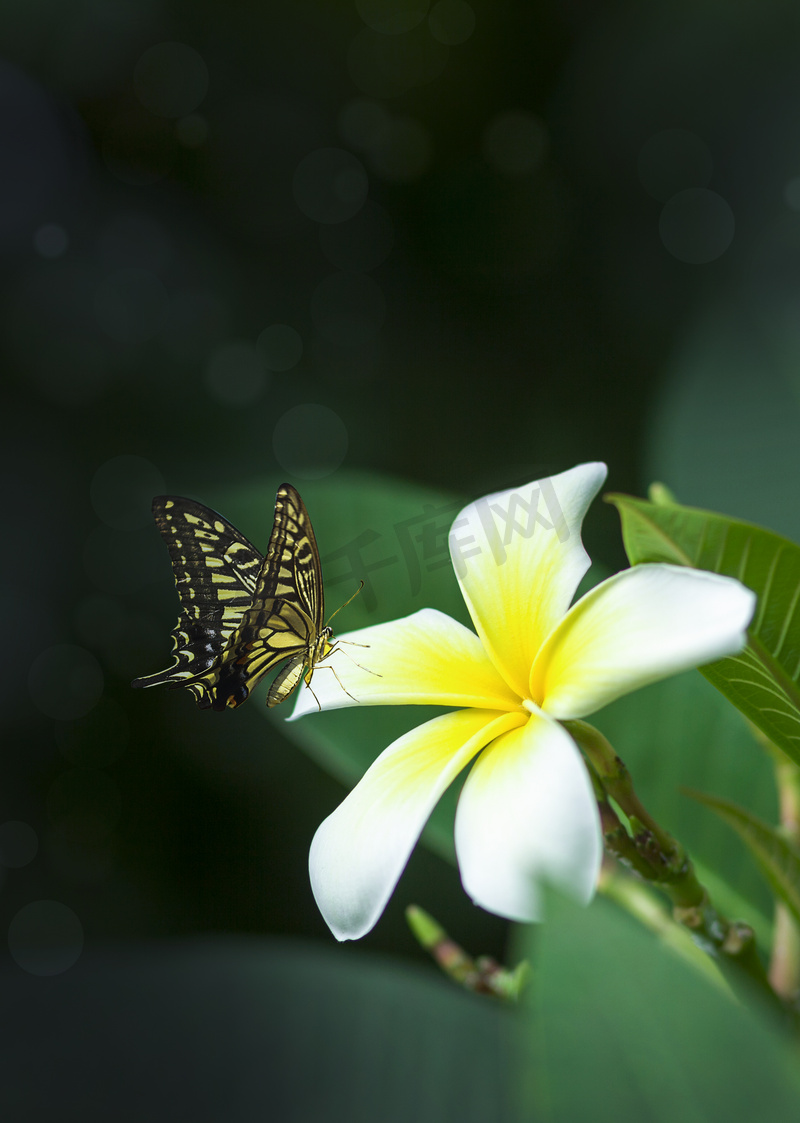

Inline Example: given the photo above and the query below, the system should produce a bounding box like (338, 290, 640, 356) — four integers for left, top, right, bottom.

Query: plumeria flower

(291, 463, 755, 941)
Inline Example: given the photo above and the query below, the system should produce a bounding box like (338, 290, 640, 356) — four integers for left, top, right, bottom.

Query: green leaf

(524, 894, 800, 1123)
(686, 788, 800, 929)
(607, 492, 800, 769)
(595, 669, 776, 941)
(0, 937, 523, 1123)
(211, 471, 469, 860)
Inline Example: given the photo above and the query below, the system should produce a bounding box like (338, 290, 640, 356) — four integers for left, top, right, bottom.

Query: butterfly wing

(262, 484, 325, 629)
(131, 496, 263, 704)
(186, 484, 327, 710)
(192, 598, 317, 711)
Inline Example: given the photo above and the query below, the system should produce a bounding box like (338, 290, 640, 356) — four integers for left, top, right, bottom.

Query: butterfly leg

(335, 640, 383, 678)
(314, 661, 362, 704)
(305, 681, 323, 712)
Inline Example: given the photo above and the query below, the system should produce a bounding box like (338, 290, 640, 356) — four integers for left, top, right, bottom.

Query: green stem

(765, 738, 800, 1002)
(405, 905, 529, 1001)
(771, 905, 800, 1004)
(566, 720, 775, 1003)
(586, 757, 673, 883)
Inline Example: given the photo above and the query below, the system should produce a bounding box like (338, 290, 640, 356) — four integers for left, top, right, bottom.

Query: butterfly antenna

(325, 580, 364, 627)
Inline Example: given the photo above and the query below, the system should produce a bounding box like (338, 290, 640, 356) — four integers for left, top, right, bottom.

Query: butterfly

(132, 483, 355, 710)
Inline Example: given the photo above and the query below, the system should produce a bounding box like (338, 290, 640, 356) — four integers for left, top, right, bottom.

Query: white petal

(533, 564, 756, 718)
(455, 712, 601, 922)
(289, 608, 519, 720)
(309, 708, 526, 940)
(449, 463, 607, 696)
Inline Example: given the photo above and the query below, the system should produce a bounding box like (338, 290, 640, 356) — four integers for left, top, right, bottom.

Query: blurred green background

(4, 0, 800, 1037)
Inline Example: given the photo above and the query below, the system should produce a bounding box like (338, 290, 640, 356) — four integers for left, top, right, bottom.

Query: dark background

(3, 0, 800, 982)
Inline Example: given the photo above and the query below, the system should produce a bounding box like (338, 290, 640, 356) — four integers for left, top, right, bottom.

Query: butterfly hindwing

(131, 497, 264, 705)
(192, 598, 322, 711)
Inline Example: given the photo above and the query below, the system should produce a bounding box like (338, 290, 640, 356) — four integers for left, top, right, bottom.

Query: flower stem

(765, 739, 800, 1002)
(566, 720, 774, 1001)
(405, 905, 529, 1001)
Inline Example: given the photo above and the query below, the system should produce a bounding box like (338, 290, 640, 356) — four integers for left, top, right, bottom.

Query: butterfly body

(133, 484, 338, 710)
(265, 624, 334, 709)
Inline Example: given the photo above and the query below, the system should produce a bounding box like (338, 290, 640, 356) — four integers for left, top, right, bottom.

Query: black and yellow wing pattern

(131, 496, 263, 705)
(132, 484, 334, 711)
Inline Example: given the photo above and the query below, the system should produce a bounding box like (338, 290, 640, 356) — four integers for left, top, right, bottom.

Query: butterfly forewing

(132, 497, 263, 704)
(259, 484, 325, 629)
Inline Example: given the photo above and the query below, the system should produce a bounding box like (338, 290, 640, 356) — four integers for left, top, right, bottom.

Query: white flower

(291, 463, 755, 940)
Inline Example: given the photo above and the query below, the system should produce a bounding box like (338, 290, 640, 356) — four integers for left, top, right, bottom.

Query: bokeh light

(8, 901, 84, 976)
(784, 177, 800, 210)
(428, 0, 475, 45)
(272, 405, 349, 479)
(338, 98, 391, 153)
(658, 189, 735, 264)
(293, 148, 368, 224)
(33, 223, 68, 258)
(204, 340, 267, 406)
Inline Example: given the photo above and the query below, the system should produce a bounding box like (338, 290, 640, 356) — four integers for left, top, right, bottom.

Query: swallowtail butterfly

(132, 484, 345, 710)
